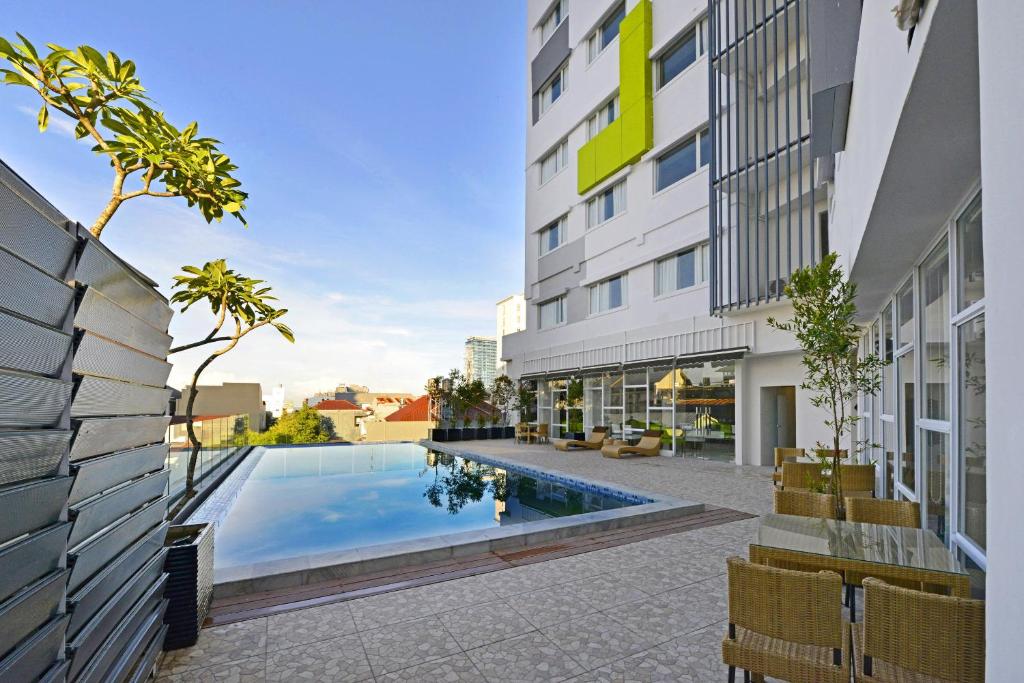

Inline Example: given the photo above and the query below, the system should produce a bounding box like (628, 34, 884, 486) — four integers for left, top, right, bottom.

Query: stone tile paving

(158, 442, 783, 682)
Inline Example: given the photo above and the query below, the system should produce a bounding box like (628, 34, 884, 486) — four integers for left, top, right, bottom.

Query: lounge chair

(601, 430, 663, 458)
(554, 426, 607, 451)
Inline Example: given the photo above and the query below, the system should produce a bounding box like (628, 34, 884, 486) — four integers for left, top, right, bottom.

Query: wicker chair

(839, 464, 877, 498)
(723, 556, 851, 683)
(514, 422, 529, 444)
(772, 447, 805, 487)
(781, 461, 826, 492)
(528, 422, 549, 444)
(853, 578, 985, 682)
(844, 498, 921, 614)
(774, 489, 837, 519)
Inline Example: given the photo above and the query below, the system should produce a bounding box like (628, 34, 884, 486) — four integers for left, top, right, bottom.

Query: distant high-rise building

(495, 294, 526, 375)
(464, 336, 497, 388)
(264, 384, 286, 418)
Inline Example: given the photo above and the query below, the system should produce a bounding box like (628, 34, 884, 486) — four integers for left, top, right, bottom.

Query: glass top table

(750, 513, 968, 596)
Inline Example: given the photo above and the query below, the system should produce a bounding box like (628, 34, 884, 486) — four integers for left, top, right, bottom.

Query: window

(539, 65, 567, 116)
(655, 244, 709, 295)
(657, 25, 701, 89)
(586, 180, 626, 228)
(818, 211, 830, 261)
(956, 193, 984, 311)
(539, 296, 565, 328)
(921, 242, 950, 420)
(587, 3, 626, 62)
(590, 275, 626, 314)
(586, 96, 618, 140)
(538, 217, 565, 255)
(958, 314, 986, 549)
(539, 140, 569, 185)
(655, 130, 709, 191)
(539, 0, 566, 46)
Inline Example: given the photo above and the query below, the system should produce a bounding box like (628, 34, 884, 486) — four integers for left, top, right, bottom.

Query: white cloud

(17, 105, 80, 139)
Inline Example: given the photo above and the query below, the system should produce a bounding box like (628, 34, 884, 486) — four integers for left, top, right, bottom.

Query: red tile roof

(385, 395, 429, 422)
(316, 399, 362, 411)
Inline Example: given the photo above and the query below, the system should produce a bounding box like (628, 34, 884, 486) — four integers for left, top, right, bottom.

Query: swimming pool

(203, 442, 647, 570)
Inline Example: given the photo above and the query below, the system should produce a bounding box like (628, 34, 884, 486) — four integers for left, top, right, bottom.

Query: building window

(586, 180, 626, 228)
(655, 130, 709, 192)
(539, 140, 569, 185)
(818, 211, 830, 260)
(538, 217, 566, 255)
(956, 192, 984, 311)
(539, 0, 566, 46)
(586, 96, 618, 140)
(655, 244, 709, 296)
(539, 296, 565, 328)
(587, 2, 626, 62)
(657, 24, 702, 89)
(539, 64, 567, 116)
(590, 275, 626, 314)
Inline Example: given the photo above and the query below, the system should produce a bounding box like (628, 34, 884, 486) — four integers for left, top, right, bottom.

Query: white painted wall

(977, 0, 1024, 677)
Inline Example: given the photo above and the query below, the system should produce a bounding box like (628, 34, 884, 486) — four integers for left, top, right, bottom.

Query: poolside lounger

(554, 426, 608, 451)
(601, 430, 663, 458)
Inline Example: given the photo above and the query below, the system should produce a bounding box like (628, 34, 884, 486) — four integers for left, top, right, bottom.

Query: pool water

(211, 442, 639, 569)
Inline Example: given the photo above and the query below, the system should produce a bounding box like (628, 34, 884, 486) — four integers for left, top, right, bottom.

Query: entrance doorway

(761, 386, 796, 466)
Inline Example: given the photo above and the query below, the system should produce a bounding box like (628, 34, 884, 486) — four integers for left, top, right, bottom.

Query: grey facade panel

(75, 287, 173, 360)
(0, 430, 70, 487)
(809, 0, 861, 155)
(70, 416, 170, 462)
(67, 496, 167, 592)
(71, 375, 171, 419)
(0, 476, 72, 545)
(68, 470, 169, 548)
(69, 443, 168, 506)
(536, 265, 582, 302)
(0, 247, 75, 328)
(0, 370, 72, 428)
(0, 308, 73, 378)
(0, 613, 68, 683)
(0, 522, 71, 604)
(538, 235, 584, 282)
(73, 331, 173, 388)
(127, 623, 167, 683)
(76, 240, 173, 332)
(565, 285, 590, 325)
(103, 601, 167, 683)
(532, 19, 570, 94)
(0, 161, 75, 278)
(0, 569, 67, 662)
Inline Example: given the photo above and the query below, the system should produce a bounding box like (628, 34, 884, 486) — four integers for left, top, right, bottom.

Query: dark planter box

(503, 426, 515, 439)
(488, 427, 504, 439)
(476, 427, 491, 440)
(572, 432, 585, 441)
(447, 428, 463, 441)
(163, 523, 213, 651)
(463, 428, 478, 440)
(429, 428, 447, 442)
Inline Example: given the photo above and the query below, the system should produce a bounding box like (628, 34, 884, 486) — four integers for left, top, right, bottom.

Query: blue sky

(0, 1, 526, 400)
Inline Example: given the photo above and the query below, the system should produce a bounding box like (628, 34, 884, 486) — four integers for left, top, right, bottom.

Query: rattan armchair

(853, 577, 985, 682)
(773, 447, 805, 487)
(723, 556, 851, 683)
(774, 489, 838, 519)
(781, 461, 826, 492)
(844, 498, 921, 614)
(514, 422, 529, 444)
(839, 464, 877, 498)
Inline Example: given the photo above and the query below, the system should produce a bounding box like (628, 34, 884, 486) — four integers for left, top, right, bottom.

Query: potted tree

(768, 253, 885, 518)
(446, 370, 466, 441)
(426, 376, 448, 442)
(475, 412, 489, 439)
(491, 375, 515, 439)
(567, 377, 585, 440)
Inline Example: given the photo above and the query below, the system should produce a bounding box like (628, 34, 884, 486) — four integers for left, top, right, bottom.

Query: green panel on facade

(576, 0, 653, 194)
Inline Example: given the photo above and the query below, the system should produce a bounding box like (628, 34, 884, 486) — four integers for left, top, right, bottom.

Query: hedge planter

(488, 427, 504, 439)
(447, 428, 463, 441)
(163, 523, 214, 650)
(503, 426, 515, 439)
(429, 428, 448, 442)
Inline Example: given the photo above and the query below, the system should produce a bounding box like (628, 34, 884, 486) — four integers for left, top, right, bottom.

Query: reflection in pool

(211, 442, 638, 569)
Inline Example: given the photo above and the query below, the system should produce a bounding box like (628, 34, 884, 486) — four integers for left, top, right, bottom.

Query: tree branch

(167, 336, 233, 354)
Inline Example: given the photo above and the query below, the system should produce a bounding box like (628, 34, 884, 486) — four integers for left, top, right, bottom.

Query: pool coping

(210, 440, 705, 599)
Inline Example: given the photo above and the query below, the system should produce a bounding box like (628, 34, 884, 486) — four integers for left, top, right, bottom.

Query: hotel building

(505, 0, 1024, 669)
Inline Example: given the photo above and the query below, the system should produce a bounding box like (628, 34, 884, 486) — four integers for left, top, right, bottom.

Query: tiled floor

(157, 441, 778, 682)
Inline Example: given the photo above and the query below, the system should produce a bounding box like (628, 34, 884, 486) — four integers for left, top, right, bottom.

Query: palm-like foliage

(167, 260, 293, 517)
(0, 34, 247, 237)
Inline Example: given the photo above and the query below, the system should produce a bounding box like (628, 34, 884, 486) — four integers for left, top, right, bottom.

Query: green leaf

(37, 104, 48, 132)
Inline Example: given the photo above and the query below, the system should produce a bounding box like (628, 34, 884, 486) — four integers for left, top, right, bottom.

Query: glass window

(699, 128, 711, 168)
(657, 28, 698, 89)
(539, 0, 565, 45)
(675, 361, 736, 461)
(587, 180, 626, 228)
(539, 66, 566, 115)
(881, 304, 893, 415)
(656, 135, 697, 191)
(538, 296, 565, 328)
(957, 193, 984, 311)
(539, 140, 568, 185)
(924, 430, 949, 542)
(898, 351, 915, 492)
(624, 386, 646, 434)
(538, 217, 565, 255)
(655, 245, 707, 296)
(590, 275, 625, 314)
(897, 280, 914, 347)
(958, 314, 986, 549)
(602, 371, 623, 407)
(648, 365, 674, 408)
(589, 3, 626, 61)
(586, 97, 619, 140)
(882, 419, 895, 499)
(921, 242, 950, 420)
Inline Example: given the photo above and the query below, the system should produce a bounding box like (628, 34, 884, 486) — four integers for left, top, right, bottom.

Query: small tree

(490, 375, 515, 426)
(0, 35, 247, 238)
(248, 406, 333, 445)
(767, 252, 885, 516)
(167, 260, 293, 517)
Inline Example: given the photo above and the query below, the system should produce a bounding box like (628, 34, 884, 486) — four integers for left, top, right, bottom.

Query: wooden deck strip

(207, 506, 755, 627)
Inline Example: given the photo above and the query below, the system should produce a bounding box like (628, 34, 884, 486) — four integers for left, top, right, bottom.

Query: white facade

(264, 384, 286, 419)
(506, 0, 823, 464)
(495, 294, 526, 375)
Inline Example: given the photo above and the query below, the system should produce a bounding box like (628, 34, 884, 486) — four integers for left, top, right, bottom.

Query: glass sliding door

(957, 315, 986, 550)
(648, 365, 674, 452)
(602, 371, 624, 439)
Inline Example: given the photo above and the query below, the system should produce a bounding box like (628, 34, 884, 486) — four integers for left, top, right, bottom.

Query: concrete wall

(318, 409, 365, 442)
(363, 421, 434, 443)
(179, 382, 266, 431)
(977, 0, 1024, 676)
